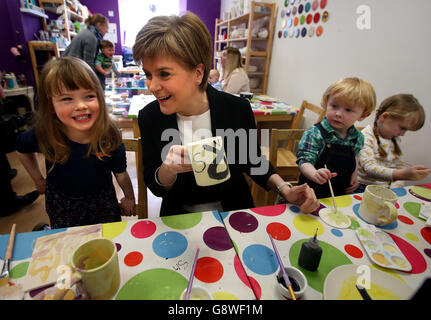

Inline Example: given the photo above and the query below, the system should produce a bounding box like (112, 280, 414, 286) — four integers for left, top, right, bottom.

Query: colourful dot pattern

(278, 0, 329, 39)
(1, 185, 430, 300)
(222, 185, 431, 299)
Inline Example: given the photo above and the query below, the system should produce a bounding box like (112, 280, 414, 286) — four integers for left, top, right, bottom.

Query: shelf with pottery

(38, 0, 88, 42)
(213, 1, 276, 95)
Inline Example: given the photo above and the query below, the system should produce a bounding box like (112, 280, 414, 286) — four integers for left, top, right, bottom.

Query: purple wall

(82, 0, 122, 55)
(180, 0, 221, 68)
(1, 0, 44, 88)
(1, 0, 221, 89)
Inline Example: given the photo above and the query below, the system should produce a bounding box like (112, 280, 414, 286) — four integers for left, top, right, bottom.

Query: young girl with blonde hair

(16, 57, 135, 228)
(357, 94, 430, 191)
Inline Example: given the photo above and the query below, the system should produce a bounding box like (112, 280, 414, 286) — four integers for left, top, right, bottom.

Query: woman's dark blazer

(138, 84, 276, 216)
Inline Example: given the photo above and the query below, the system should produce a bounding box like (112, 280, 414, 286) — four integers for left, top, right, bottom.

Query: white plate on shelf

(323, 264, 413, 300)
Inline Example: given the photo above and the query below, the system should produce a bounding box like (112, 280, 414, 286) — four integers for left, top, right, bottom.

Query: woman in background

(64, 13, 109, 73)
(220, 47, 250, 94)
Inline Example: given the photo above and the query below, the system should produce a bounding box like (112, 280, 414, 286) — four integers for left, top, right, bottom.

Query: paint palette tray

(356, 225, 412, 272)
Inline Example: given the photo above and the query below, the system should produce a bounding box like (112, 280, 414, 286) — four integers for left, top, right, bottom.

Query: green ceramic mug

(71, 238, 120, 300)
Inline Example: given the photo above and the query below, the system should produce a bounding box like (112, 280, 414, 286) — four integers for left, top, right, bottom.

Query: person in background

(95, 40, 120, 90)
(220, 47, 250, 94)
(0, 85, 39, 217)
(208, 69, 222, 91)
(132, 13, 319, 217)
(297, 77, 377, 199)
(64, 14, 109, 74)
(16, 57, 135, 229)
(357, 94, 430, 192)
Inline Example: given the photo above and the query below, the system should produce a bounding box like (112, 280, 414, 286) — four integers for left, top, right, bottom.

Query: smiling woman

(132, 13, 319, 217)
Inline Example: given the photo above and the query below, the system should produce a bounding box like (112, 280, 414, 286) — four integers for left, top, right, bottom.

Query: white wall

(221, 0, 431, 184)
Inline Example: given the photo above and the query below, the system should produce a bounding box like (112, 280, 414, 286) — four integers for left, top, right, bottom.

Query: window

(118, 0, 179, 48)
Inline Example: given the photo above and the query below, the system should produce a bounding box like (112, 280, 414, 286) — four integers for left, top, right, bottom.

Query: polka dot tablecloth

(221, 186, 431, 299)
(0, 211, 255, 300)
(1, 186, 430, 300)
(250, 95, 299, 116)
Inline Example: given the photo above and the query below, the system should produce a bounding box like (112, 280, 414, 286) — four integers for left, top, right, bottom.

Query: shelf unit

(213, 1, 276, 95)
(38, 0, 86, 42)
(28, 41, 59, 89)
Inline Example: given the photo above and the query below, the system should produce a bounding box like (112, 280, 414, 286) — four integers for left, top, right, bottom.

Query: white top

(222, 68, 250, 94)
(176, 109, 212, 145)
(358, 125, 406, 188)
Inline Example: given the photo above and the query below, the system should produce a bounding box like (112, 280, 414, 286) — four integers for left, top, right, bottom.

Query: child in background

(16, 57, 135, 229)
(208, 69, 222, 91)
(297, 77, 377, 199)
(357, 94, 430, 191)
(95, 40, 120, 89)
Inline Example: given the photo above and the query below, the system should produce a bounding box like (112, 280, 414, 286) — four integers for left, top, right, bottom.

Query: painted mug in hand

(186, 136, 230, 186)
(70, 238, 120, 300)
(358, 185, 398, 226)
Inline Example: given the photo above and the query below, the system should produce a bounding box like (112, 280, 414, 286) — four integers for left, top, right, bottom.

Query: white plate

(323, 264, 413, 300)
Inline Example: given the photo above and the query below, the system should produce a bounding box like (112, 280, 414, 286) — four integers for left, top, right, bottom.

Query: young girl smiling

(16, 57, 135, 228)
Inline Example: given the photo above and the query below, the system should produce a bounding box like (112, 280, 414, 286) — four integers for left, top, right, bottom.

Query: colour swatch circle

(161, 212, 202, 230)
(131, 220, 156, 239)
(115, 268, 187, 300)
(152, 231, 188, 259)
(242, 244, 278, 275)
(203, 226, 233, 251)
(195, 257, 224, 283)
(229, 211, 259, 233)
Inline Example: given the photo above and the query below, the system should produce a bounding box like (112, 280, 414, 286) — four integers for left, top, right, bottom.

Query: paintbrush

(324, 165, 337, 213)
(184, 246, 200, 300)
(356, 283, 372, 300)
(269, 234, 296, 300)
(0, 224, 16, 286)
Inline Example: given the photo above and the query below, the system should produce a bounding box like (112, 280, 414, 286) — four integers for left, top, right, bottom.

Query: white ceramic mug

(358, 185, 398, 226)
(186, 136, 230, 186)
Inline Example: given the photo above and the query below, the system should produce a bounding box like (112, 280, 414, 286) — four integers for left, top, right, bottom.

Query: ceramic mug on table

(186, 136, 230, 187)
(358, 185, 398, 226)
(67, 238, 120, 300)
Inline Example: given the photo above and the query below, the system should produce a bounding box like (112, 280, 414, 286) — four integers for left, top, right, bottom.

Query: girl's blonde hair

(222, 47, 243, 80)
(373, 94, 425, 157)
(321, 77, 377, 117)
(132, 12, 212, 91)
(36, 57, 121, 168)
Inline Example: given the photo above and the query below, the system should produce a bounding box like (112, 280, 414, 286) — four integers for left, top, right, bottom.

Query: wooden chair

(291, 100, 326, 130)
(251, 100, 324, 205)
(123, 138, 148, 219)
(264, 129, 306, 205)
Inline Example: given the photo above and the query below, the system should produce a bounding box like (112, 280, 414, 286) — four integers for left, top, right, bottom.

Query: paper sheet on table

(22, 224, 102, 292)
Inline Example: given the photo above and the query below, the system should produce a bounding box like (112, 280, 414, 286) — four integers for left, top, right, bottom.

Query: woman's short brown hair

(133, 12, 212, 90)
